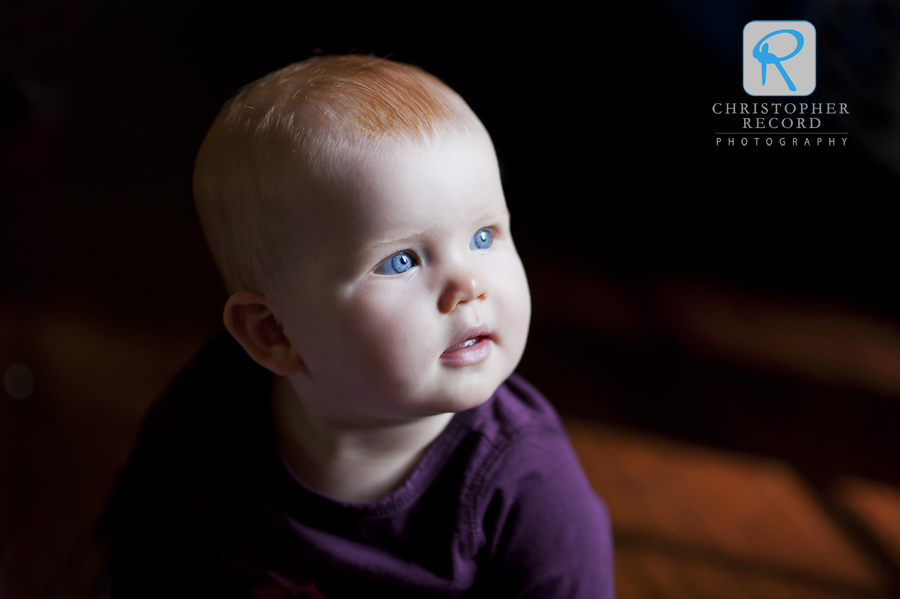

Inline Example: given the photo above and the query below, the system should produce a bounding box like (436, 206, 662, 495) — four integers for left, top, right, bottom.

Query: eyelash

(374, 228, 496, 276)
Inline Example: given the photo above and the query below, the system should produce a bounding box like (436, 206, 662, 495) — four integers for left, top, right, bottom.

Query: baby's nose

(438, 272, 487, 314)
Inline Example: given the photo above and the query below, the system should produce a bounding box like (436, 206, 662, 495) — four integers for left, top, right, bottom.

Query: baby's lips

(442, 325, 491, 355)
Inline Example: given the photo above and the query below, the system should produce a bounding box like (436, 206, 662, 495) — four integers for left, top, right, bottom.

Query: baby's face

(275, 127, 531, 426)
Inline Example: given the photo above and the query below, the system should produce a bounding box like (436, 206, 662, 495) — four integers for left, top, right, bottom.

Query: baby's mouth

(441, 326, 493, 365)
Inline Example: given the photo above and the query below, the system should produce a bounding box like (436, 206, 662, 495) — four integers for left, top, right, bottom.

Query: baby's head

(194, 55, 531, 422)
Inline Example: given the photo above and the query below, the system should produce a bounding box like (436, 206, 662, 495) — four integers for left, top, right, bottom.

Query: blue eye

(375, 251, 416, 275)
(470, 229, 492, 250)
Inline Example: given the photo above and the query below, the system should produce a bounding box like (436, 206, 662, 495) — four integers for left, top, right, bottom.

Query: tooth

(461, 338, 476, 348)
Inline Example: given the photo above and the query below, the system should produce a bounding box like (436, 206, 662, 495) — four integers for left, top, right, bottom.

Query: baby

(105, 55, 613, 598)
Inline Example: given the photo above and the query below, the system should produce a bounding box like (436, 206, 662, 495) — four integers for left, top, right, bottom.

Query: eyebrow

(358, 207, 511, 253)
(356, 226, 439, 254)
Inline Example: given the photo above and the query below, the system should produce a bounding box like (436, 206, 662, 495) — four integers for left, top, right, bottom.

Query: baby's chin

(434, 391, 496, 415)
(415, 369, 513, 416)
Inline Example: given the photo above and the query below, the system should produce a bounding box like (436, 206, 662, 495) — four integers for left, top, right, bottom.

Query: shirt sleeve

(473, 429, 615, 599)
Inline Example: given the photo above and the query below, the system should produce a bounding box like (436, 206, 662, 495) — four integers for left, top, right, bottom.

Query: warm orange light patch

(565, 419, 881, 596)
(835, 478, 900, 565)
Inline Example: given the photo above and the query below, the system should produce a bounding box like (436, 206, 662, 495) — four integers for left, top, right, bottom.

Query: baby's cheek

(345, 288, 434, 373)
(493, 259, 531, 364)
(496, 256, 531, 319)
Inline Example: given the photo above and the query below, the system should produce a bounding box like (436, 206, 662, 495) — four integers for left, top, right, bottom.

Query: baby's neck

(271, 376, 454, 503)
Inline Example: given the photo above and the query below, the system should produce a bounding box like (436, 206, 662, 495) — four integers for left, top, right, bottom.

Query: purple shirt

(106, 333, 614, 598)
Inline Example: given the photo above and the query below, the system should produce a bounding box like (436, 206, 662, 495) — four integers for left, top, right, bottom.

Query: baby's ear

(223, 291, 304, 376)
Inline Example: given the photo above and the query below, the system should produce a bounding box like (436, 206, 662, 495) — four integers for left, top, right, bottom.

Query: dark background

(4, 0, 899, 320)
(3, 0, 900, 597)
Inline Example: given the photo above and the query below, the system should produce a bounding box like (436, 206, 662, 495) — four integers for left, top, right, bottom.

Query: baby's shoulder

(462, 373, 566, 447)
(449, 376, 613, 597)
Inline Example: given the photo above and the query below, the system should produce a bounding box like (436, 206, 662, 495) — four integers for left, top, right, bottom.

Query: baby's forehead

(323, 123, 495, 198)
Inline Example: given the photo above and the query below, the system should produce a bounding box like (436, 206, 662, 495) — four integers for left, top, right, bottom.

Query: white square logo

(743, 21, 816, 96)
